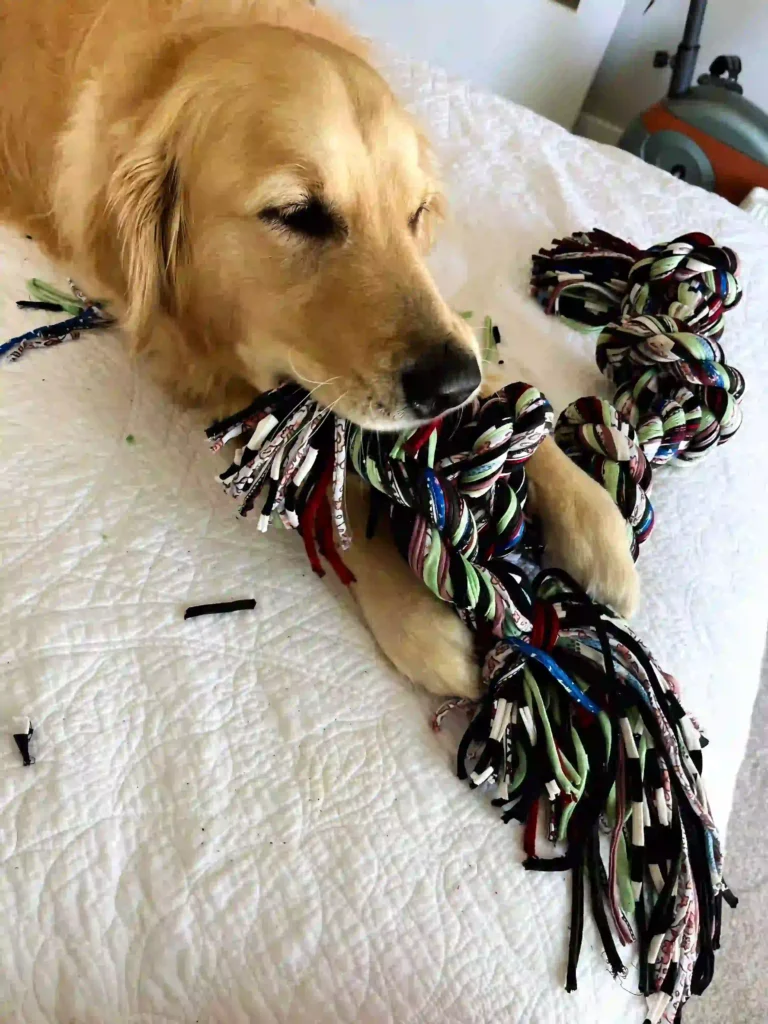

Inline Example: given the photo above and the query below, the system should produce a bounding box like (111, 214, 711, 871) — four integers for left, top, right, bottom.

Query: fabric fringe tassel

(206, 384, 355, 584)
(1, 280, 112, 364)
(453, 569, 732, 1018)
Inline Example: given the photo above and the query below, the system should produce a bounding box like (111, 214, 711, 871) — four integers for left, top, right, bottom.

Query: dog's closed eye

(260, 198, 343, 240)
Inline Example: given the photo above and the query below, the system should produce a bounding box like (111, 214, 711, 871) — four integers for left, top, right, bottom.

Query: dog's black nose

(402, 343, 481, 420)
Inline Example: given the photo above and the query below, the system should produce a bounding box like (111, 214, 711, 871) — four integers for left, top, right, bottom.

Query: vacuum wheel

(619, 119, 715, 191)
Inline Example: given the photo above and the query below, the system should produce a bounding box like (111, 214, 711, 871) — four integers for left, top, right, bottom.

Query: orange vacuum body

(622, 95, 768, 205)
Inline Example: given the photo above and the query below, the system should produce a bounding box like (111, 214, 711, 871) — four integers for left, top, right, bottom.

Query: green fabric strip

(26, 278, 87, 315)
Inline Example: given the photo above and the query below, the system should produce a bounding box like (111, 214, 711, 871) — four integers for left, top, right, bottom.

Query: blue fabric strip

(507, 636, 602, 715)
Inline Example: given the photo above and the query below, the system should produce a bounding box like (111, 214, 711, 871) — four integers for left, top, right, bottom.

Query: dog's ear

(108, 140, 187, 343)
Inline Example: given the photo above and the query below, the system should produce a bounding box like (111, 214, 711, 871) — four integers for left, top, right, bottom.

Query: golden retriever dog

(0, 0, 638, 698)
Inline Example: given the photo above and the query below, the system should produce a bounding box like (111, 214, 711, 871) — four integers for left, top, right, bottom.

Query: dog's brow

(243, 171, 316, 214)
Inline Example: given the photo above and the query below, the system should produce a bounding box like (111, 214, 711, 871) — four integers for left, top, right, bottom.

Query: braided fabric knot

(597, 315, 745, 465)
(555, 397, 653, 559)
(622, 232, 741, 338)
(532, 228, 745, 555)
(350, 382, 553, 632)
(531, 228, 741, 340)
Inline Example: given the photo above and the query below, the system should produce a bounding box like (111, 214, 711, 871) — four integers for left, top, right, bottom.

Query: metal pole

(669, 0, 708, 98)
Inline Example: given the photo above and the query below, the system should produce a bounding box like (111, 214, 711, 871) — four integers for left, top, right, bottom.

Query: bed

(2, 55, 768, 1024)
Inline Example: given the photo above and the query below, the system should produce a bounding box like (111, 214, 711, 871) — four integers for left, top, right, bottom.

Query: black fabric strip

(449, 550, 471, 609)
(206, 385, 303, 439)
(681, 798, 716, 995)
(664, 691, 686, 723)
(283, 482, 298, 516)
(586, 825, 625, 976)
(645, 805, 683, 942)
(366, 488, 385, 540)
(294, 423, 335, 522)
(644, 824, 661, 861)
(523, 853, 578, 872)
(630, 843, 645, 884)
(13, 727, 35, 767)
(470, 737, 503, 782)
(565, 853, 585, 992)
(662, 960, 679, 997)
(636, 894, 649, 995)
(17, 300, 65, 311)
(712, 890, 723, 951)
(532, 566, 594, 604)
(487, 562, 535, 620)
(627, 756, 643, 803)
(457, 701, 494, 781)
(721, 886, 739, 909)
(501, 772, 539, 824)
(260, 476, 280, 518)
(184, 599, 256, 619)
(645, 750, 662, 789)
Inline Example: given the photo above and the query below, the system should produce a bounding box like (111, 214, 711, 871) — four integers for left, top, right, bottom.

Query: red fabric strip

(524, 798, 540, 859)
(316, 493, 356, 586)
(405, 420, 441, 455)
(299, 455, 335, 578)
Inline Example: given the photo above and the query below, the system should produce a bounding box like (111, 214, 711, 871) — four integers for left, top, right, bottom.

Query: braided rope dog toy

(207, 230, 743, 1024)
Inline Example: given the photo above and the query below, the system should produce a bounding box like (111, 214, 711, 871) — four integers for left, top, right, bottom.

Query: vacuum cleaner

(619, 0, 768, 204)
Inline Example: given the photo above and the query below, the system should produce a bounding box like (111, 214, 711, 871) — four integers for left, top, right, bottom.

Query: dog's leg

(526, 436, 639, 617)
(342, 476, 483, 699)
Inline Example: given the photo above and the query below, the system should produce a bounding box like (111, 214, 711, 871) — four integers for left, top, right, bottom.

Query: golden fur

(0, 0, 638, 697)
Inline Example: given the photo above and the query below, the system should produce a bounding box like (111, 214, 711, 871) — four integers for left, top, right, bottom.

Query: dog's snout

(401, 342, 481, 420)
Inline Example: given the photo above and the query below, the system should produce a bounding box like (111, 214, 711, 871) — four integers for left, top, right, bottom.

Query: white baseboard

(573, 111, 623, 146)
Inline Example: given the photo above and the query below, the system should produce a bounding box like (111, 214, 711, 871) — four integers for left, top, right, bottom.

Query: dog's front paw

(534, 453, 640, 619)
(393, 599, 483, 699)
(343, 476, 484, 700)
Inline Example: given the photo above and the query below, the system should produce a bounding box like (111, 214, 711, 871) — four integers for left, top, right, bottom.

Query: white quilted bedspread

(3, 58, 768, 1024)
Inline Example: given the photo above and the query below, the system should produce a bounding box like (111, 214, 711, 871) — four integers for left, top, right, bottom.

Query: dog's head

(91, 22, 481, 428)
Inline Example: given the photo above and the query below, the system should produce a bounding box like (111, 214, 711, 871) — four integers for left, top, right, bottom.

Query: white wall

(583, 0, 768, 132)
(326, 0, 627, 129)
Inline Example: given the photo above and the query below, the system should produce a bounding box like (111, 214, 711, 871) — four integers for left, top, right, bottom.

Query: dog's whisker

(272, 373, 345, 440)
(287, 356, 341, 389)
(267, 378, 332, 444)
